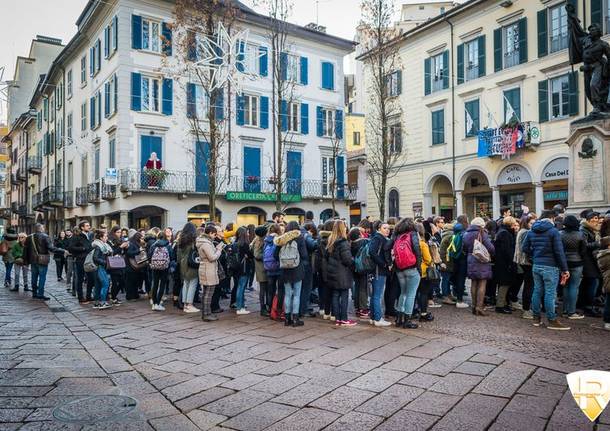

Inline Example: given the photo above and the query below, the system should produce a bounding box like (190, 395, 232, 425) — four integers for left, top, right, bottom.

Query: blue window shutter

(97, 92, 102, 125)
(195, 141, 210, 192)
(236, 41, 245, 72)
(335, 110, 343, 139)
(132, 15, 142, 49)
(89, 47, 94, 77)
(336, 156, 345, 199)
(260, 96, 269, 129)
(131, 72, 141, 111)
(568, 71, 579, 117)
(162, 78, 173, 115)
(104, 27, 110, 58)
(243, 147, 261, 192)
(186, 83, 196, 118)
(90, 96, 95, 129)
(478, 35, 486, 77)
(457, 43, 464, 85)
(424, 58, 431, 95)
(280, 100, 288, 132)
(300, 56, 308, 85)
(316, 106, 323, 137)
(396, 70, 402, 95)
(442, 50, 449, 89)
(162, 22, 172, 56)
(322, 62, 334, 90)
(300, 103, 309, 135)
(259, 46, 268, 76)
(286, 151, 302, 195)
(113, 15, 118, 51)
(214, 88, 224, 120)
(104, 82, 110, 118)
(236, 94, 244, 125)
(280, 52, 288, 81)
(96, 39, 101, 72)
(114, 75, 118, 113)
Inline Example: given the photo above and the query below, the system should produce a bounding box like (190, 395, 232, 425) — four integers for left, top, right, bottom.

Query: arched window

(388, 189, 399, 218)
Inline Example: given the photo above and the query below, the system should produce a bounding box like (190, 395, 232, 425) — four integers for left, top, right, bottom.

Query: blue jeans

(563, 266, 583, 315)
(284, 280, 302, 314)
(95, 267, 110, 303)
(371, 274, 386, 321)
(440, 271, 452, 297)
(31, 264, 48, 297)
(396, 268, 420, 315)
(4, 261, 13, 284)
(236, 275, 248, 309)
(532, 264, 560, 320)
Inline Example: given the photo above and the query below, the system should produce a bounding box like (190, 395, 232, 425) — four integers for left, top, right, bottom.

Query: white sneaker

(151, 304, 158, 311)
(98, 302, 112, 310)
(428, 301, 442, 308)
(322, 313, 330, 320)
(604, 323, 610, 331)
(455, 302, 469, 309)
(522, 310, 534, 319)
(511, 301, 523, 310)
(236, 308, 250, 315)
(319, 309, 325, 317)
(149, 298, 153, 305)
(374, 319, 392, 327)
(369, 319, 374, 325)
(330, 315, 336, 322)
(184, 305, 200, 313)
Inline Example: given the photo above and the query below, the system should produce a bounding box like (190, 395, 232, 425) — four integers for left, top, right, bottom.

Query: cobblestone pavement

(1, 270, 610, 431)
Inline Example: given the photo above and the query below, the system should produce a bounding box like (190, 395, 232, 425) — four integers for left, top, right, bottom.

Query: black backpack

(225, 243, 242, 276)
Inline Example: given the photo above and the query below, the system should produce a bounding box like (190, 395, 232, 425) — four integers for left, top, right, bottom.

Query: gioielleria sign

(567, 370, 610, 421)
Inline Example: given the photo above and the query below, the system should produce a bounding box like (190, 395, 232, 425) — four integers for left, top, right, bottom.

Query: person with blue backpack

(350, 227, 372, 319)
(263, 223, 284, 320)
(147, 231, 175, 311)
(369, 220, 392, 327)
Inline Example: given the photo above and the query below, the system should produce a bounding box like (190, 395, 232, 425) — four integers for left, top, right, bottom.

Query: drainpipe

(61, 67, 66, 232)
(444, 16, 456, 216)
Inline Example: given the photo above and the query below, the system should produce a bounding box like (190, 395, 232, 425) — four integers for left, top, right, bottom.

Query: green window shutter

(439, 110, 445, 144)
(493, 28, 502, 72)
(591, 0, 603, 30)
(424, 58, 431, 95)
(568, 71, 579, 117)
(442, 50, 449, 89)
(518, 18, 528, 64)
(538, 80, 549, 123)
(478, 35, 486, 77)
(457, 43, 464, 85)
(537, 9, 548, 58)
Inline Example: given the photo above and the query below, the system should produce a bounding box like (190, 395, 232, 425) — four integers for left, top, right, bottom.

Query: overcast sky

(0, 0, 406, 122)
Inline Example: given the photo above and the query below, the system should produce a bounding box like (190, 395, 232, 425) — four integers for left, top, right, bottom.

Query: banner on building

(477, 122, 540, 159)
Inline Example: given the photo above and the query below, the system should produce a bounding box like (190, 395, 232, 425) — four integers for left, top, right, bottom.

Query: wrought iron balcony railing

(27, 156, 42, 174)
(64, 191, 75, 208)
(40, 186, 63, 207)
(87, 182, 102, 203)
(76, 187, 88, 206)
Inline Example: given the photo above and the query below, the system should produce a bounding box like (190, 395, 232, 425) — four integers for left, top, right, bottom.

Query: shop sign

(544, 190, 568, 201)
(412, 201, 423, 217)
(542, 157, 569, 180)
(225, 191, 301, 202)
(477, 122, 540, 159)
(497, 164, 532, 186)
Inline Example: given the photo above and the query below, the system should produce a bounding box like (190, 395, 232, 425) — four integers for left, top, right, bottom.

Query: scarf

(92, 239, 113, 255)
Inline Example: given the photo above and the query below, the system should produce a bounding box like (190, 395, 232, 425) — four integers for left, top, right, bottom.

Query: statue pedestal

(566, 117, 610, 214)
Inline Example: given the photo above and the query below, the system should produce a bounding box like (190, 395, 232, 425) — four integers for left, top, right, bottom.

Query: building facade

(362, 0, 602, 221)
(5, 0, 355, 234)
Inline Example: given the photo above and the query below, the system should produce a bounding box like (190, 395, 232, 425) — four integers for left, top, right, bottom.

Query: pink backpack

(393, 233, 417, 270)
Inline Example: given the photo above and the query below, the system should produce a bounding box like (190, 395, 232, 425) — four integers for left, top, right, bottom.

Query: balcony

(0, 209, 11, 220)
(118, 169, 357, 201)
(11, 173, 20, 186)
(64, 191, 75, 208)
(32, 192, 41, 210)
(87, 182, 102, 203)
(17, 205, 27, 217)
(101, 179, 117, 200)
(11, 202, 18, 213)
(40, 186, 63, 207)
(17, 168, 26, 182)
(76, 187, 88, 206)
(28, 156, 42, 174)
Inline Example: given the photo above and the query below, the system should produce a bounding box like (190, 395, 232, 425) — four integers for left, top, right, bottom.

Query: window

(109, 135, 116, 169)
(94, 145, 100, 180)
(386, 70, 402, 97)
(432, 109, 445, 145)
(244, 94, 259, 127)
(321, 156, 335, 196)
(503, 87, 521, 123)
(56, 84, 63, 109)
(353, 131, 361, 146)
(81, 155, 88, 185)
(37, 111, 42, 130)
(321, 108, 335, 137)
(67, 112, 73, 140)
(549, 4, 568, 53)
(245, 43, 259, 74)
(105, 74, 118, 118)
(286, 54, 299, 82)
(142, 18, 162, 53)
(465, 39, 479, 81)
(91, 91, 102, 129)
(141, 76, 161, 113)
(440, 6, 445, 14)
(465, 99, 480, 137)
(431, 53, 444, 92)
(189, 83, 208, 118)
(288, 102, 299, 132)
(80, 55, 87, 85)
(388, 189, 399, 218)
(550, 74, 570, 119)
(105, 16, 118, 58)
(49, 96, 55, 123)
(67, 70, 73, 98)
(89, 39, 101, 77)
(389, 124, 402, 153)
(68, 162, 73, 193)
(43, 98, 48, 120)
(81, 101, 87, 132)
(503, 22, 520, 68)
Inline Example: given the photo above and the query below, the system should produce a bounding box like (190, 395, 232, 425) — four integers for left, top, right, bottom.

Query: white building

(7, 0, 355, 233)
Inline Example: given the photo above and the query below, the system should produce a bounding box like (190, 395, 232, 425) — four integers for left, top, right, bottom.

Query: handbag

(128, 249, 149, 270)
(426, 264, 441, 280)
(31, 235, 50, 266)
(472, 232, 491, 263)
(187, 246, 200, 269)
(107, 255, 126, 270)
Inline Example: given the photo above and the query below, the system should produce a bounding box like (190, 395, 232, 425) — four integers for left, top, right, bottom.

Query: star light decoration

(192, 22, 264, 93)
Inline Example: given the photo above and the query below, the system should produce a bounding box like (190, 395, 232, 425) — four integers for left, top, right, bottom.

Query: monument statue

(566, 3, 610, 117)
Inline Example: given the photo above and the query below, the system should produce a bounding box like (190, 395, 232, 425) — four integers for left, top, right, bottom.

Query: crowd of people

(2, 206, 610, 331)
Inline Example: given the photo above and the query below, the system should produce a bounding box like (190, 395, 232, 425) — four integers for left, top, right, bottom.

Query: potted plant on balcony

(246, 175, 260, 184)
(268, 176, 278, 185)
(143, 169, 168, 189)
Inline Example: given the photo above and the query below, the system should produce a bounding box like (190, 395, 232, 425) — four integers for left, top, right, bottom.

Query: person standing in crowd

(23, 223, 64, 301)
(106, 226, 127, 305)
(369, 221, 391, 327)
(251, 225, 269, 317)
(560, 214, 587, 319)
(10, 233, 29, 292)
(391, 218, 421, 329)
(514, 213, 537, 319)
(299, 222, 317, 318)
(274, 221, 307, 326)
(349, 227, 369, 319)
(143, 228, 160, 296)
(272, 211, 285, 225)
(496, 206, 512, 228)
(176, 222, 199, 313)
(64, 229, 74, 292)
(232, 227, 253, 315)
(91, 229, 113, 310)
(494, 216, 517, 314)
(462, 217, 495, 316)
(358, 219, 372, 239)
(53, 231, 69, 282)
(439, 222, 456, 305)
(327, 220, 357, 327)
(69, 221, 93, 304)
(264, 223, 283, 319)
(197, 224, 224, 321)
(316, 220, 335, 319)
(522, 210, 571, 330)
(579, 210, 602, 317)
(416, 222, 434, 322)
(448, 222, 469, 309)
(211, 224, 228, 313)
(596, 236, 610, 331)
(1, 227, 18, 288)
(148, 231, 174, 311)
(246, 224, 256, 291)
(125, 232, 145, 300)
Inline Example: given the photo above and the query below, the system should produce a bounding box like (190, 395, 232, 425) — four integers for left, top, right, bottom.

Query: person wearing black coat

(368, 221, 391, 325)
(350, 228, 369, 318)
(68, 221, 93, 303)
(23, 223, 64, 300)
(107, 226, 128, 305)
(561, 215, 587, 318)
(327, 221, 356, 326)
(579, 211, 602, 316)
(91, 230, 113, 309)
(493, 218, 517, 314)
(147, 232, 176, 311)
(125, 232, 145, 300)
(53, 231, 69, 282)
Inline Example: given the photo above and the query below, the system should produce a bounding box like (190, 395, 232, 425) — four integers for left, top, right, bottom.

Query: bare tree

(327, 133, 345, 216)
(360, 0, 405, 220)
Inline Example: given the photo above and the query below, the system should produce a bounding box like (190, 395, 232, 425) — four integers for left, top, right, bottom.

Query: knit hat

(453, 223, 464, 233)
(255, 225, 268, 238)
(471, 217, 485, 228)
(563, 214, 580, 231)
(128, 228, 137, 239)
(6, 227, 16, 235)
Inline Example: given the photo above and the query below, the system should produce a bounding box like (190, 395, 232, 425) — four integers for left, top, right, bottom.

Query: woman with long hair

(494, 216, 518, 315)
(148, 231, 175, 311)
(233, 227, 253, 315)
(54, 230, 68, 282)
(91, 229, 113, 310)
(462, 217, 495, 316)
(391, 218, 421, 329)
(197, 224, 224, 321)
(369, 220, 391, 327)
(107, 225, 128, 305)
(327, 221, 357, 327)
(125, 232, 145, 300)
(177, 222, 199, 313)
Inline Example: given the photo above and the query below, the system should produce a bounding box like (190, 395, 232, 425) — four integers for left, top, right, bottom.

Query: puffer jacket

(263, 234, 280, 277)
(580, 220, 601, 278)
(560, 229, 587, 269)
(439, 224, 454, 272)
(596, 249, 610, 294)
(521, 219, 568, 272)
(197, 234, 221, 286)
(369, 231, 390, 276)
(494, 224, 516, 285)
(513, 228, 531, 266)
(420, 239, 432, 278)
(274, 230, 307, 284)
(462, 226, 495, 280)
(327, 238, 353, 290)
(2, 232, 18, 264)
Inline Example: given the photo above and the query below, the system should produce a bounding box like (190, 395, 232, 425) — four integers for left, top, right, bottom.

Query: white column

(492, 186, 500, 219)
(119, 211, 129, 227)
(534, 182, 544, 214)
(423, 192, 433, 217)
(455, 190, 464, 217)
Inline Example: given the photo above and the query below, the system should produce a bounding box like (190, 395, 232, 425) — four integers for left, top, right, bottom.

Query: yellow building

(362, 0, 598, 220)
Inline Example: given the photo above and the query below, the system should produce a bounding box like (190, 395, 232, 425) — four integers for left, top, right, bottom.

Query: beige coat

(197, 235, 221, 286)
